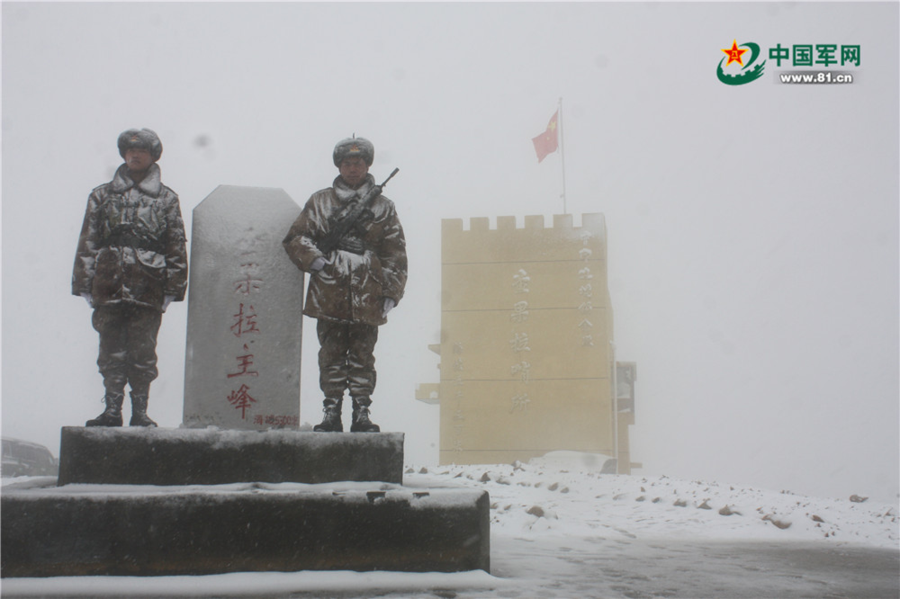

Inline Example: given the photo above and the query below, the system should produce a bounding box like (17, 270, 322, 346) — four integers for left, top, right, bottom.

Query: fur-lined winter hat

(117, 128, 163, 161)
(333, 136, 374, 167)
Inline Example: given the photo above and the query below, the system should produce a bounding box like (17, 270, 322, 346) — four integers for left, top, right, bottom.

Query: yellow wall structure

(430, 213, 632, 471)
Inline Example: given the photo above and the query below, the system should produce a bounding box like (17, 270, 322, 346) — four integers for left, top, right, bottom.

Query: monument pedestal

(1, 427, 491, 578)
(57, 427, 404, 486)
(1, 482, 489, 577)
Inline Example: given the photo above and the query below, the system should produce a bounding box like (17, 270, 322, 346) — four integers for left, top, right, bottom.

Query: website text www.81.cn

(779, 71, 855, 84)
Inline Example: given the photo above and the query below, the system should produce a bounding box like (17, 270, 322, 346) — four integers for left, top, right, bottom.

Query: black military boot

(86, 392, 124, 427)
(314, 397, 343, 432)
(129, 393, 158, 427)
(351, 397, 380, 433)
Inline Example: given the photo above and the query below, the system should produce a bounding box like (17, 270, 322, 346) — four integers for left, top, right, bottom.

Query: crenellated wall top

(442, 213, 606, 235)
(441, 213, 607, 264)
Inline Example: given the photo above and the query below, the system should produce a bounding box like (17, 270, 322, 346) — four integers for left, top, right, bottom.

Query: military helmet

(333, 136, 374, 167)
(117, 128, 163, 161)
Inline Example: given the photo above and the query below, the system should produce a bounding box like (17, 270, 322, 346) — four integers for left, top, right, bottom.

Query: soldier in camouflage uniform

(72, 129, 188, 427)
(283, 137, 407, 433)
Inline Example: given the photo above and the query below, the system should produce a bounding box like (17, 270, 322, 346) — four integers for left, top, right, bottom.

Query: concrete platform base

(1, 483, 490, 577)
(57, 427, 403, 486)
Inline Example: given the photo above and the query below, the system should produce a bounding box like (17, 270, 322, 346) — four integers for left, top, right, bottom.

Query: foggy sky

(2, 2, 897, 503)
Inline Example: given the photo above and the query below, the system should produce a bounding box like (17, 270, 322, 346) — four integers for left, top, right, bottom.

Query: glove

(162, 295, 175, 313)
(336, 236, 366, 255)
(382, 297, 396, 318)
(80, 292, 93, 307)
(310, 257, 328, 272)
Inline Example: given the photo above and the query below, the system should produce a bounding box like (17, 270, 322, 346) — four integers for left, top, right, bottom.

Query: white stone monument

(183, 186, 304, 430)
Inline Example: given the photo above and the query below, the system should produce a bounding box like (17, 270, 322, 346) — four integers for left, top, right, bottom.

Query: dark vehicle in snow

(1, 437, 58, 477)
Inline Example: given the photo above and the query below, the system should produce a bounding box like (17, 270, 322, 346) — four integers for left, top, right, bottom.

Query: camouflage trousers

(92, 304, 162, 395)
(316, 319, 379, 399)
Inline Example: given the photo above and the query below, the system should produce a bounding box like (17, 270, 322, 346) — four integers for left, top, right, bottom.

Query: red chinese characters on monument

(252, 414, 300, 427)
(227, 384, 257, 419)
(231, 303, 260, 337)
(227, 344, 259, 378)
(226, 238, 264, 420)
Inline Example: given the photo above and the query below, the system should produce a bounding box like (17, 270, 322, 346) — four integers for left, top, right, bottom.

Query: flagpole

(558, 97, 568, 215)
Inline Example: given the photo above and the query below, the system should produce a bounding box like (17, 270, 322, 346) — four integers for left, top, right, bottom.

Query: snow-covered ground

(414, 452, 899, 550)
(3, 451, 898, 598)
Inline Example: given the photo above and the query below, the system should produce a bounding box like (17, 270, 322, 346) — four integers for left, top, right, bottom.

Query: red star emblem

(722, 40, 748, 67)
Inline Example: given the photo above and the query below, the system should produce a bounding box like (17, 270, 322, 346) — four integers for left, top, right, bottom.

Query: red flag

(532, 110, 559, 163)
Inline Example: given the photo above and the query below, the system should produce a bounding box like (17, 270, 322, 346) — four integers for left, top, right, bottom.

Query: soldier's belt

(101, 234, 162, 253)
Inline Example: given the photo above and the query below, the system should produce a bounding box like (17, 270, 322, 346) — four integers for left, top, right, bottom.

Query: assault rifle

(317, 167, 399, 255)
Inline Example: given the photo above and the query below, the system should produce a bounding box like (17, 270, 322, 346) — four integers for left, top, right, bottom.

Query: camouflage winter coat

(72, 163, 188, 310)
(283, 174, 407, 326)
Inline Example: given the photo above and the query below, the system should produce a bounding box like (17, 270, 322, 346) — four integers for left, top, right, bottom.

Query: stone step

(58, 427, 403, 486)
(1, 483, 490, 577)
